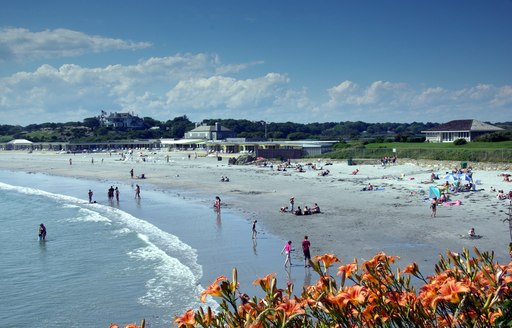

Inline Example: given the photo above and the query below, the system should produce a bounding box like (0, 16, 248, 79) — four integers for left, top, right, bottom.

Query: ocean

(0, 169, 292, 327)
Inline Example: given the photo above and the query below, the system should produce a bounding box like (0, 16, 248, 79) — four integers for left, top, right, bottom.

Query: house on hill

(422, 119, 503, 143)
(100, 111, 144, 129)
(184, 122, 236, 141)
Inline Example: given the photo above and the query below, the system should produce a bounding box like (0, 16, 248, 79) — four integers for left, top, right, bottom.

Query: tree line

(0, 116, 510, 143)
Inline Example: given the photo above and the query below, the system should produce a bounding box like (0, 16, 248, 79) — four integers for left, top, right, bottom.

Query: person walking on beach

(130, 168, 134, 179)
(430, 197, 437, 217)
(290, 197, 295, 213)
(38, 223, 47, 241)
(88, 189, 93, 203)
(135, 184, 141, 199)
(281, 241, 293, 267)
(115, 187, 120, 202)
(302, 236, 311, 267)
(69, 158, 72, 165)
(252, 220, 257, 239)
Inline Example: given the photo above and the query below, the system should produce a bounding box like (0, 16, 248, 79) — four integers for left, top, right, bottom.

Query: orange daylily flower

(314, 254, 340, 270)
(253, 272, 275, 291)
(402, 262, 419, 275)
(275, 298, 305, 317)
(342, 285, 367, 305)
(337, 262, 358, 277)
(437, 279, 470, 303)
(174, 309, 196, 327)
(124, 324, 141, 328)
(200, 275, 227, 302)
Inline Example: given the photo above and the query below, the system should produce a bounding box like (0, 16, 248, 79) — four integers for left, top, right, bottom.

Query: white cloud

(0, 54, 306, 124)
(0, 27, 151, 62)
(166, 73, 289, 109)
(0, 51, 510, 125)
(319, 80, 512, 123)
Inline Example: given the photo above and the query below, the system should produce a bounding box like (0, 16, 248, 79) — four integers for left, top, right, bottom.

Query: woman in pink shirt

(281, 241, 293, 267)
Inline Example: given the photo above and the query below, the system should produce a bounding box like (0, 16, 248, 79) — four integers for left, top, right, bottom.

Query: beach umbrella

(443, 173, 458, 182)
(429, 186, 441, 199)
(460, 174, 472, 181)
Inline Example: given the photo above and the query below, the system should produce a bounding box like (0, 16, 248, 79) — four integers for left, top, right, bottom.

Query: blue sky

(1, 0, 511, 125)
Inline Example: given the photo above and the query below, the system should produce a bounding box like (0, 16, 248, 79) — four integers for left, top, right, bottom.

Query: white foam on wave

(76, 207, 112, 223)
(128, 233, 217, 310)
(0, 181, 209, 309)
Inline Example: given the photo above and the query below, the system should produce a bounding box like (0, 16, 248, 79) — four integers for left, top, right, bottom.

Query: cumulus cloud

(0, 27, 151, 62)
(319, 80, 512, 123)
(0, 53, 305, 124)
(0, 51, 510, 125)
(166, 73, 289, 109)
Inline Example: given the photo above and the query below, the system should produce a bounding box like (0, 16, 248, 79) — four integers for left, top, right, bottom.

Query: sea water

(0, 169, 293, 328)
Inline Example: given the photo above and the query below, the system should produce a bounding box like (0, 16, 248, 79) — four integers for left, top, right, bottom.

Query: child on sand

(430, 197, 437, 217)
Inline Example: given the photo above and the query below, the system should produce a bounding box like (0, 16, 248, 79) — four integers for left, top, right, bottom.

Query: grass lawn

(365, 141, 512, 150)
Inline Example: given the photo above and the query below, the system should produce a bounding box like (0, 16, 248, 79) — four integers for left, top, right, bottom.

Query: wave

(0, 181, 217, 311)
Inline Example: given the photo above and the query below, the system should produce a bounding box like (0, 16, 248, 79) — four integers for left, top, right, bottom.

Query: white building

(422, 120, 503, 142)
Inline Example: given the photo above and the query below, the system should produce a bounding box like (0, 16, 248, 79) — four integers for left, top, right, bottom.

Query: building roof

(423, 120, 503, 132)
(8, 139, 33, 144)
(188, 124, 233, 132)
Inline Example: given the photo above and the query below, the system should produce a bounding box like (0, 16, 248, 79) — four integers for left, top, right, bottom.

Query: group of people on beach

(280, 197, 320, 216)
(87, 183, 141, 203)
(380, 155, 397, 167)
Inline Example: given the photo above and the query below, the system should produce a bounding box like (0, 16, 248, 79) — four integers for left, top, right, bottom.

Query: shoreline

(1, 150, 511, 280)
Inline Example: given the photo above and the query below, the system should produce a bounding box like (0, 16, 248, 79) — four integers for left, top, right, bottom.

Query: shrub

(453, 138, 467, 146)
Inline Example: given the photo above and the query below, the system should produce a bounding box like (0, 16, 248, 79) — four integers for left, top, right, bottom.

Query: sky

(0, 0, 511, 125)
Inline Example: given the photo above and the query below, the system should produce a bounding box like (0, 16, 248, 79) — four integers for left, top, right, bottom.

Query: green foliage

(332, 140, 351, 149)
(0, 117, 510, 147)
(453, 138, 467, 146)
(474, 130, 512, 142)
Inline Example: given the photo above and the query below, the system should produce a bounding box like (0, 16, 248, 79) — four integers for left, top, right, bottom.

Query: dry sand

(1, 150, 511, 277)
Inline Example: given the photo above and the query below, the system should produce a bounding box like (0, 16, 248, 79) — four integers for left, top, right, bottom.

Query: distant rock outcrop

(233, 154, 256, 165)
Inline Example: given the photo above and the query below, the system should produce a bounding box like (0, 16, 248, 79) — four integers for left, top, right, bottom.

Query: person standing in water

(214, 196, 221, 211)
(252, 220, 257, 239)
(135, 184, 141, 199)
(88, 189, 93, 203)
(38, 223, 47, 241)
(302, 235, 311, 267)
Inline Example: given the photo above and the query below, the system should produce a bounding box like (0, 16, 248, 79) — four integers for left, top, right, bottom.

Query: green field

(365, 141, 512, 150)
(324, 141, 512, 163)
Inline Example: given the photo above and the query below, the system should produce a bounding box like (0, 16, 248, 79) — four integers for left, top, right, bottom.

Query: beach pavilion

(422, 119, 503, 143)
(4, 139, 34, 151)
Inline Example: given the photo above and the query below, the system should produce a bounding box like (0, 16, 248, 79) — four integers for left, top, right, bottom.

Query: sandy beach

(1, 150, 511, 282)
